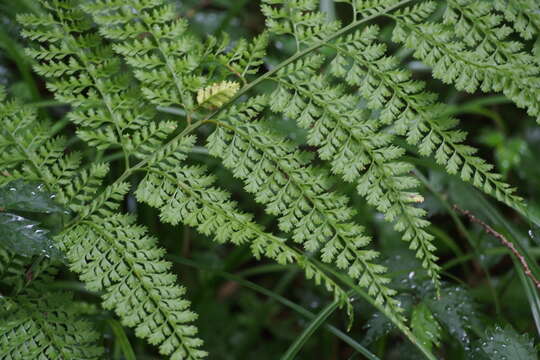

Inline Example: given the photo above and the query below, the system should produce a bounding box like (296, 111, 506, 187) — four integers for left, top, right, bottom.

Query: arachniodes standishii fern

(0, 0, 537, 358)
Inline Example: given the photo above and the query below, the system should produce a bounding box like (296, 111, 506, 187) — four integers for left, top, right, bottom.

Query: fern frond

(261, 0, 341, 49)
(135, 135, 353, 315)
(83, 0, 206, 112)
(19, 2, 167, 155)
(208, 96, 403, 318)
(83, 0, 366, 322)
(11, 0, 539, 356)
(329, 25, 523, 211)
(391, 1, 540, 124)
(493, 0, 540, 40)
(16, 3, 208, 354)
(0, 290, 104, 360)
(270, 56, 440, 285)
(57, 211, 206, 359)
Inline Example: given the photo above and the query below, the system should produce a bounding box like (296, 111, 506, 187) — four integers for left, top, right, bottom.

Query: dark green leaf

(0, 212, 62, 260)
(470, 326, 537, 360)
(0, 180, 63, 213)
(425, 285, 478, 347)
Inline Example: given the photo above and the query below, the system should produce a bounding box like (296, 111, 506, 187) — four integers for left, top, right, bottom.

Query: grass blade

(281, 299, 340, 360)
(168, 255, 381, 360)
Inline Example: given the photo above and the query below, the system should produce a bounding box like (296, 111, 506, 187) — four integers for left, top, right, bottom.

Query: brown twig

(453, 204, 540, 289)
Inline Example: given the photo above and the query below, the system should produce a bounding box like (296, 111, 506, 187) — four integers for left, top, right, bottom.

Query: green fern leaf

(0, 291, 104, 359)
(391, 1, 540, 124)
(271, 53, 441, 287)
(208, 96, 403, 318)
(57, 212, 207, 359)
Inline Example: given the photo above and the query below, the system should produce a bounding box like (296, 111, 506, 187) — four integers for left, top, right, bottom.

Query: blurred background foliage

(1, 0, 540, 359)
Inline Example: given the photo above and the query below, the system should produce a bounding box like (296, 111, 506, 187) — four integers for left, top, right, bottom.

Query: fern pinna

(0, 0, 538, 358)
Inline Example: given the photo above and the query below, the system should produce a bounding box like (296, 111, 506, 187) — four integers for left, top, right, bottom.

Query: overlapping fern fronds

(1, 0, 538, 358)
